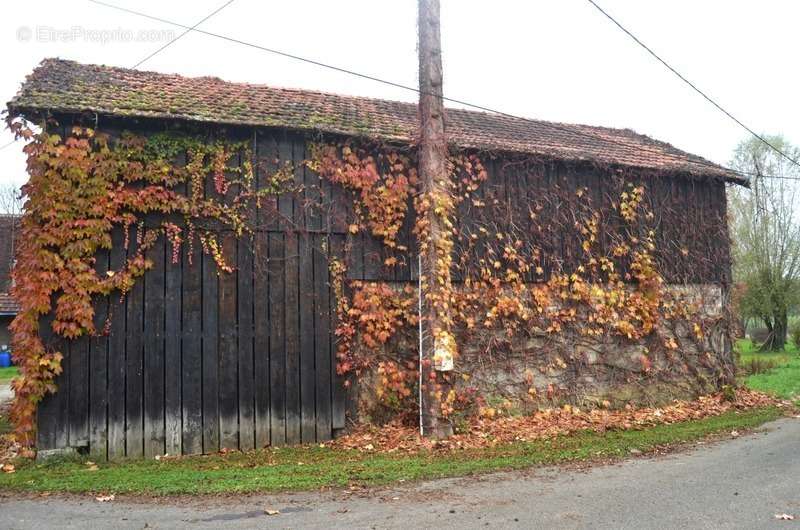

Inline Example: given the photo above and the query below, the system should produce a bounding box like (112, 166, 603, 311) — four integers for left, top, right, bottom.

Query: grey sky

(1, 0, 798, 188)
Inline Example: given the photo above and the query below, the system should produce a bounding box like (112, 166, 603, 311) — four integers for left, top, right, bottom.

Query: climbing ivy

(310, 142, 729, 421)
(6, 122, 292, 445)
(6, 125, 730, 446)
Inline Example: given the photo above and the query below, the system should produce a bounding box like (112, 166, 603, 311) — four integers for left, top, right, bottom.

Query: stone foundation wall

(352, 284, 736, 422)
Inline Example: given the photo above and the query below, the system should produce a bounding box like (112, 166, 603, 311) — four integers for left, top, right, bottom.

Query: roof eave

(8, 102, 749, 185)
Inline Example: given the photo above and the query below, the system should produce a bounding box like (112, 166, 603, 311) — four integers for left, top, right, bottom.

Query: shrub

(790, 322, 800, 348)
(739, 357, 779, 377)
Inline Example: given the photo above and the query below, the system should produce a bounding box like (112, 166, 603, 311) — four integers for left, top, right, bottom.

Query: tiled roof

(0, 293, 19, 315)
(7, 59, 743, 183)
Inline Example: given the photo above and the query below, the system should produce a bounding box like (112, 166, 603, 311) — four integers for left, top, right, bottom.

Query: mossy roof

(7, 59, 743, 183)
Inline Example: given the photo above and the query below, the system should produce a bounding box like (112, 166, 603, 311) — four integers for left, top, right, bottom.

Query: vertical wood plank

(38, 120, 72, 452)
(143, 233, 165, 458)
(290, 133, 305, 230)
(363, 233, 382, 280)
(69, 336, 90, 448)
(304, 140, 323, 232)
(165, 150, 186, 457)
(253, 130, 271, 449)
(181, 233, 203, 455)
(253, 230, 271, 448)
(57, 341, 71, 450)
(125, 225, 144, 458)
(201, 248, 220, 453)
(346, 232, 364, 280)
(329, 234, 347, 430)
(277, 133, 295, 231)
(238, 235, 256, 451)
(268, 233, 286, 445)
(298, 233, 316, 442)
(314, 234, 332, 440)
(284, 230, 301, 444)
(107, 227, 127, 459)
(35, 310, 60, 450)
(89, 249, 110, 459)
(218, 232, 239, 450)
(256, 132, 280, 231)
(164, 232, 182, 456)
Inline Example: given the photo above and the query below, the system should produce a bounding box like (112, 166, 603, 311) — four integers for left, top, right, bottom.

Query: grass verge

(736, 339, 800, 402)
(0, 367, 17, 386)
(745, 358, 800, 401)
(0, 406, 782, 496)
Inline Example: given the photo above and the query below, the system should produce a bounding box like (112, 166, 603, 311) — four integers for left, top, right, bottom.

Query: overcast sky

(1, 0, 798, 188)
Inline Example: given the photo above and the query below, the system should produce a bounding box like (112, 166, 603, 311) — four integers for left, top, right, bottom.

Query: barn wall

(36, 125, 353, 459)
(353, 283, 734, 422)
(33, 118, 734, 458)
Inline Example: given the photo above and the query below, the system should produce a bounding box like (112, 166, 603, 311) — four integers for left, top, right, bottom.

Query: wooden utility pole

(418, 0, 454, 439)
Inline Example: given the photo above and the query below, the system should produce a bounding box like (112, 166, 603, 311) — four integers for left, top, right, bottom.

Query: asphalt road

(1, 417, 798, 529)
(0, 383, 12, 403)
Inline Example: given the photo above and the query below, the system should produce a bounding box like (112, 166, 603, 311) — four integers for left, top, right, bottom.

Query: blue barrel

(0, 351, 11, 368)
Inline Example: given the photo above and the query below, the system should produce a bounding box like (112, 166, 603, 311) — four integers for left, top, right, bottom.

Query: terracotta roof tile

(7, 59, 743, 183)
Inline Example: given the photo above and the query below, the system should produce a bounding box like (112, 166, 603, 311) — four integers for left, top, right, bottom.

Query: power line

(132, 0, 235, 69)
(89, 0, 423, 94)
(585, 0, 800, 172)
(87, 0, 794, 183)
(0, 140, 16, 152)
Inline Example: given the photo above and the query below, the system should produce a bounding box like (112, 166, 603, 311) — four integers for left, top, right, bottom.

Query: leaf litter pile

(331, 389, 780, 453)
(0, 389, 782, 466)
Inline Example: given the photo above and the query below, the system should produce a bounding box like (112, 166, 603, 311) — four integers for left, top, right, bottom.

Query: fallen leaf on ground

(264, 509, 280, 516)
(330, 389, 777, 454)
(2, 464, 15, 473)
(95, 494, 115, 502)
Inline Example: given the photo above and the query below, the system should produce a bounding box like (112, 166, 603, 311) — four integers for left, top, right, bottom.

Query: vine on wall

(6, 126, 732, 445)
(308, 142, 416, 251)
(311, 142, 732, 422)
(6, 122, 292, 445)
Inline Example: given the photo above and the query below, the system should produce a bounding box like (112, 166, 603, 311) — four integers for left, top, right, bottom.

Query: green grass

(0, 366, 17, 385)
(745, 357, 800, 401)
(736, 339, 800, 401)
(0, 406, 782, 496)
(736, 337, 798, 358)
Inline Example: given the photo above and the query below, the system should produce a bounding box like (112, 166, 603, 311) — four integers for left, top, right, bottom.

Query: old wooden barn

(7, 59, 744, 459)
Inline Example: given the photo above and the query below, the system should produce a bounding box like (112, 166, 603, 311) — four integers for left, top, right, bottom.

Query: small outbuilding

(0, 215, 20, 349)
(6, 59, 743, 459)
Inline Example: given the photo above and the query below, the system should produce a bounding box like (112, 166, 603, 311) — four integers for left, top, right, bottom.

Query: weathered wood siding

(34, 120, 731, 458)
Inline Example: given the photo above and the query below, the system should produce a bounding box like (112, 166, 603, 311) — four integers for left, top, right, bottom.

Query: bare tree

(0, 184, 22, 292)
(0, 184, 23, 216)
(729, 136, 800, 351)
